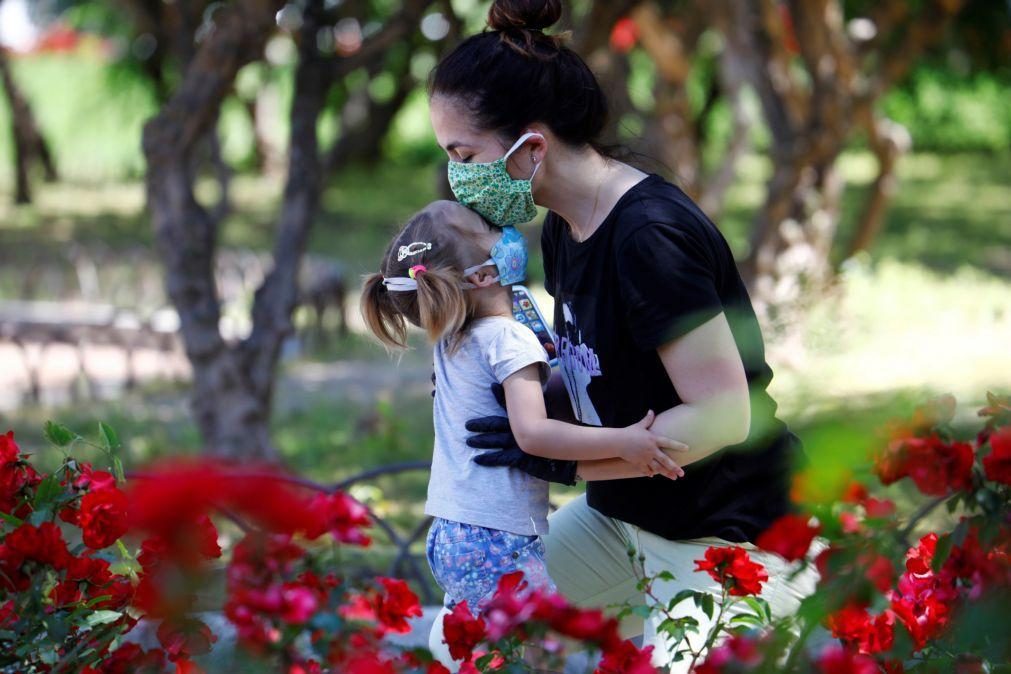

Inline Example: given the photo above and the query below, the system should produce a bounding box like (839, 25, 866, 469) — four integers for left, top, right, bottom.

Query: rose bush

(2, 390, 1008, 673)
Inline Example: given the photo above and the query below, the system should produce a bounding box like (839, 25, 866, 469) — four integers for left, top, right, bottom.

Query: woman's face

(430, 95, 541, 181)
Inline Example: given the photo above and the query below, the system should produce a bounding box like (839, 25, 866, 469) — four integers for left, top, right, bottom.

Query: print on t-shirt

(555, 302, 602, 426)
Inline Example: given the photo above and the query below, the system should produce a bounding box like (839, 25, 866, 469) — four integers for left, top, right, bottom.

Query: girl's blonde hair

(361, 204, 488, 351)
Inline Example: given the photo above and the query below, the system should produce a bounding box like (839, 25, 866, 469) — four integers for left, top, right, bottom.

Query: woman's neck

(534, 145, 646, 242)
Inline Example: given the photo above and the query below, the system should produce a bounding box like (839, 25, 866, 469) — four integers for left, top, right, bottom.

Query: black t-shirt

(542, 174, 801, 543)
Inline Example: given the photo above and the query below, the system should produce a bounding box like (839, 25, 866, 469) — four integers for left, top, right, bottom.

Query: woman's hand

(620, 410, 688, 479)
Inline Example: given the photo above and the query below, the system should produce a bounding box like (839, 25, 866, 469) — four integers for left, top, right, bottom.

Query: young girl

(360, 200, 685, 619)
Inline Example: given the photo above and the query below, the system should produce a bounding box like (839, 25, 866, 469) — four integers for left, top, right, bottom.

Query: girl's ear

(465, 265, 499, 288)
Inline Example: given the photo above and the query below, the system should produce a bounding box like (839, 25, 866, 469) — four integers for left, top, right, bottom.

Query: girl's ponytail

(414, 267, 469, 346)
(360, 272, 408, 350)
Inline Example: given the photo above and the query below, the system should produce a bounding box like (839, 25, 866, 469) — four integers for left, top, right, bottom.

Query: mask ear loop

(503, 132, 544, 182)
(461, 259, 499, 288)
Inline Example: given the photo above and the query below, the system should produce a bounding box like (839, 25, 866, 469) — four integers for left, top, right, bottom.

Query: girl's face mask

(447, 132, 543, 227)
(462, 225, 529, 287)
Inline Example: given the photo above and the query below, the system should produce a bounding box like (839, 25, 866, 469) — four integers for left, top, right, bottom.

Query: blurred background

(0, 0, 1008, 548)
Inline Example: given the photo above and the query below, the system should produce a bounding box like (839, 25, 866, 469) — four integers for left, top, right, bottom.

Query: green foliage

(0, 53, 158, 182)
(882, 69, 1011, 153)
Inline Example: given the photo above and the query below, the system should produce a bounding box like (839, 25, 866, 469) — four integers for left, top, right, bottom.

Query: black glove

(467, 383, 579, 486)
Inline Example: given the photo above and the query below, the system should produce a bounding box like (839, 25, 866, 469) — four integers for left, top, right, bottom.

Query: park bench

(0, 243, 349, 405)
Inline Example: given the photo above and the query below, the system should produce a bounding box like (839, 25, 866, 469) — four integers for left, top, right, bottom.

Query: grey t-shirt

(425, 316, 551, 536)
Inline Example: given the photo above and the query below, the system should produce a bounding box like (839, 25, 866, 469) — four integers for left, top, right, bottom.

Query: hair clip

(397, 241, 432, 262)
(408, 265, 427, 279)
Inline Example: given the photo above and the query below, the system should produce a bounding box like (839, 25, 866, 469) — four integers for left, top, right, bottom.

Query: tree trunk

(0, 44, 58, 204)
(736, 0, 965, 321)
(144, 0, 435, 459)
(846, 112, 911, 256)
(143, 0, 287, 459)
(633, 2, 706, 193)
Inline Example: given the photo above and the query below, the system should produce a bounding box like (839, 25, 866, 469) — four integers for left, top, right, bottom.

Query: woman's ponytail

(414, 268, 469, 347)
(360, 272, 408, 350)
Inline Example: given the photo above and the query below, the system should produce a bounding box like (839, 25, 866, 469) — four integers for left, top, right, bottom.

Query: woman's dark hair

(430, 0, 608, 150)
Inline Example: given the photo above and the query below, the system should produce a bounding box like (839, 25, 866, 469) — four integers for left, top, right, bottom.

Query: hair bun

(487, 0, 562, 32)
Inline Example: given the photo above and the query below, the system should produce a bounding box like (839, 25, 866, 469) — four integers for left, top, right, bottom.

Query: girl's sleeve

(487, 323, 551, 385)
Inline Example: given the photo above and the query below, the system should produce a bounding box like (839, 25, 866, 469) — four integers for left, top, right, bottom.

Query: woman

(427, 0, 814, 669)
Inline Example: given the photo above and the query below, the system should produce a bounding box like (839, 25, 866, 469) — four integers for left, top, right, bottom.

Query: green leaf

(112, 456, 125, 485)
(931, 533, 954, 573)
(83, 594, 113, 608)
(0, 512, 24, 527)
(741, 596, 773, 623)
(44, 614, 70, 643)
(655, 570, 676, 582)
(98, 422, 120, 451)
(33, 474, 63, 509)
(476, 652, 501, 668)
(39, 645, 59, 665)
(701, 592, 715, 619)
(85, 610, 122, 627)
(667, 589, 698, 611)
(730, 614, 765, 628)
(627, 604, 653, 619)
(44, 421, 75, 447)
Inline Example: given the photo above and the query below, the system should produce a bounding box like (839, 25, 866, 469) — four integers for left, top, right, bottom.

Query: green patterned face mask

(447, 132, 543, 226)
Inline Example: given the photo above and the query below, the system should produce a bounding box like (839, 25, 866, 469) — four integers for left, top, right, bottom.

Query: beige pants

(429, 494, 819, 672)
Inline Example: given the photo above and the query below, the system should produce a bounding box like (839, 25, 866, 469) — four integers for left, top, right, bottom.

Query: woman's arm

(574, 313, 749, 480)
(502, 365, 686, 477)
(648, 312, 751, 466)
(575, 457, 654, 481)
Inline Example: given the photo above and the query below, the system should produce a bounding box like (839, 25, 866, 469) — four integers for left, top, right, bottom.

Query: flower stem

(898, 494, 952, 545)
(688, 585, 729, 672)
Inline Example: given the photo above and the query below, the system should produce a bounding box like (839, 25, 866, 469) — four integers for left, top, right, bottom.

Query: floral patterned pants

(425, 517, 556, 615)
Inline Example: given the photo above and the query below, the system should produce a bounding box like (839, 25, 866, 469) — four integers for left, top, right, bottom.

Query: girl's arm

(502, 365, 686, 477)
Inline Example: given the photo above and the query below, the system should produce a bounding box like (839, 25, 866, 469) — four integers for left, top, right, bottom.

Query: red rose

(92, 643, 167, 674)
(78, 486, 130, 549)
(73, 464, 116, 492)
(305, 491, 371, 545)
(826, 603, 894, 655)
(343, 654, 398, 674)
(374, 577, 422, 633)
(814, 645, 879, 674)
(694, 632, 764, 674)
(596, 639, 655, 674)
(66, 554, 113, 585)
(0, 430, 19, 464)
(694, 546, 769, 596)
(609, 17, 638, 54)
(443, 600, 486, 662)
(905, 533, 937, 576)
(863, 497, 896, 518)
(50, 579, 83, 606)
(875, 434, 973, 496)
(0, 599, 15, 628)
(861, 552, 896, 594)
(0, 431, 41, 516)
(983, 426, 1011, 485)
(279, 582, 320, 624)
(3, 521, 71, 572)
(156, 617, 217, 661)
(889, 591, 950, 651)
(756, 513, 821, 562)
(91, 576, 135, 610)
